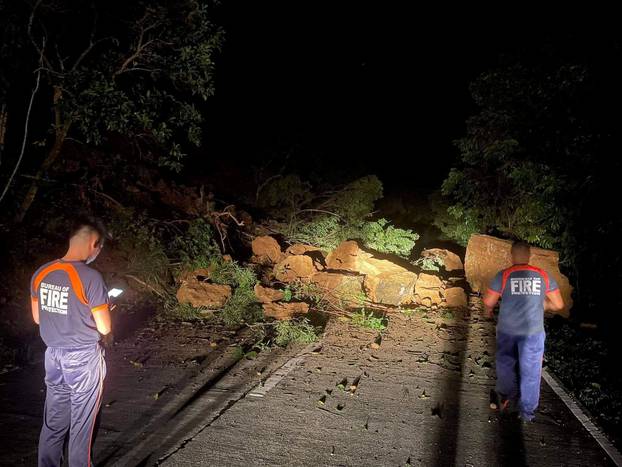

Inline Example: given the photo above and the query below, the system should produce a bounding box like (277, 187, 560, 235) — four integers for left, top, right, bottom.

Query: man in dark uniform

(31, 219, 111, 466)
(482, 241, 565, 422)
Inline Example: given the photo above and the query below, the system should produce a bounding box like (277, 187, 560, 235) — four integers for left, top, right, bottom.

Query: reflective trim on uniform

(33, 261, 88, 305)
(500, 264, 550, 294)
(91, 303, 109, 314)
(87, 349, 105, 467)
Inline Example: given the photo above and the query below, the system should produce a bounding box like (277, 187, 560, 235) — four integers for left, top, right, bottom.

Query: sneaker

(489, 390, 500, 410)
(490, 391, 518, 414)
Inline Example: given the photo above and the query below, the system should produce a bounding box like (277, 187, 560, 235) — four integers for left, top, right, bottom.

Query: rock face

(364, 271, 417, 306)
(254, 284, 284, 304)
(251, 239, 469, 313)
(310, 272, 365, 308)
(274, 255, 317, 283)
(178, 268, 213, 283)
(326, 241, 417, 306)
(464, 234, 572, 317)
(325, 241, 361, 272)
(416, 273, 443, 290)
(444, 287, 468, 308)
(420, 248, 464, 272)
(413, 273, 444, 307)
(251, 236, 283, 265)
(176, 279, 232, 309)
(262, 302, 310, 320)
(285, 244, 323, 256)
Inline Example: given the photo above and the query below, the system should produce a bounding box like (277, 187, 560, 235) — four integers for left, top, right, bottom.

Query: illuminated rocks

(176, 280, 232, 309)
(416, 273, 443, 289)
(251, 236, 284, 265)
(262, 301, 310, 320)
(254, 284, 285, 304)
(325, 240, 417, 306)
(364, 270, 418, 306)
(274, 255, 318, 283)
(309, 272, 365, 308)
(285, 243, 323, 256)
(325, 240, 361, 272)
(414, 273, 444, 307)
(419, 248, 464, 272)
(444, 287, 468, 308)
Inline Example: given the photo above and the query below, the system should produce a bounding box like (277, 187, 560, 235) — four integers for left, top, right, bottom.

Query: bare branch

(116, 67, 160, 75)
(114, 40, 157, 77)
(113, 12, 162, 79)
(125, 274, 166, 299)
(0, 42, 45, 205)
(54, 42, 66, 72)
(27, 0, 54, 72)
(33, 66, 64, 78)
(89, 189, 125, 209)
(297, 209, 342, 218)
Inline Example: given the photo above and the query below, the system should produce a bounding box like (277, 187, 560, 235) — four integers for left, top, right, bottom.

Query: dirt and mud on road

(0, 295, 617, 466)
(0, 309, 299, 466)
(162, 296, 615, 467)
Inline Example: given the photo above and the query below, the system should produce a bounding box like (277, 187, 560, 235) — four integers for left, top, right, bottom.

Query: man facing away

(30, 219, 112, 466)
(482, 241, 565, 422)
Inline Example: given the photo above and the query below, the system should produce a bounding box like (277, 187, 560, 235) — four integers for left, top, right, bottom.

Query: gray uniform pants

(38, 344, 106, 467)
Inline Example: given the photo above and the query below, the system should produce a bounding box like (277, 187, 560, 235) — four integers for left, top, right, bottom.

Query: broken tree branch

(125, 274, 166, 299)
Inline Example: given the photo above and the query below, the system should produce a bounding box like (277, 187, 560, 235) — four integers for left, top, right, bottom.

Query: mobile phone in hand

(108, 288, 124, 298)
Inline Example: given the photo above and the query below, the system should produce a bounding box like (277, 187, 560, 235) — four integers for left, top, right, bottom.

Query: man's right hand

(544, 289, 564, 312)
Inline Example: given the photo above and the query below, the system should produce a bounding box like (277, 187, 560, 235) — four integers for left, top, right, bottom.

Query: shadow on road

(431, 310, 470, 467)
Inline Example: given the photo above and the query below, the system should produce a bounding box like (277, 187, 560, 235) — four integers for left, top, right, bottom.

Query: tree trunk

(14, 87, 71, 223)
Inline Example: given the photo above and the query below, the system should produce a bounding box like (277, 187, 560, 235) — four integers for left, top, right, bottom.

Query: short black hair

(511, 240, 531, 256)
(69, 217, 109, 246)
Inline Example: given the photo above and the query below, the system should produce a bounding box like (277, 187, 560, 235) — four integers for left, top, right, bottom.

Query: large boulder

(444, 287, 468, 308)
(464, 234, 572, 317)
(285, 244, 325, 271)
(178, 267, 213, 283)
(262, 302, 310, 320)
(274, 255, 317, 283)
(286, 244, 323, 256)
(414, 272, 444, 307)
(420, 248, 464, 272)
(364, 271, 417, 306)
(251, 236, 283, 265)
(416, 273, 443, 289)
(325, 240, 361, 271)
(310, 272, 365, 308)
(326, 241, 417, 306)
(414, 288, 443, 307)
(254, 284, 284, 304)
(176, 280, 232, 309)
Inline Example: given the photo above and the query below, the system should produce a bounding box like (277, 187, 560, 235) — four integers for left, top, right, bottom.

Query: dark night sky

(199, 4, 613, 191)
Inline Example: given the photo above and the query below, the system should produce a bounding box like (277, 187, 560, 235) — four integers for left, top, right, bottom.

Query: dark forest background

(1, 2, 621, 377)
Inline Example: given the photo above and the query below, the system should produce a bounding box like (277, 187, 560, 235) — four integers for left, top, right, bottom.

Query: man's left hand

(102, 332, 115, 349)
